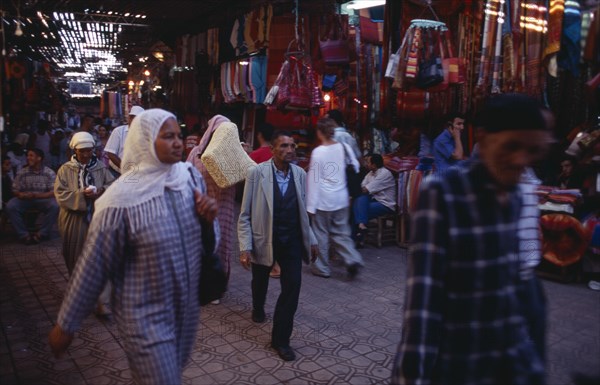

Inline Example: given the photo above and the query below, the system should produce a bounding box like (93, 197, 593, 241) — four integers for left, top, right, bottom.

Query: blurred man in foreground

(392, 94, 552, 385)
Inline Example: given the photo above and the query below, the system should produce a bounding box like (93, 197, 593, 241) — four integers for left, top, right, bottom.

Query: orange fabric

(540, 214, 588, 266)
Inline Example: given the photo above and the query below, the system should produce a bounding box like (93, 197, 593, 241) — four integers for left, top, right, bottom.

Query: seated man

(353, 154, 396, 246)
(433, 112, 465, 174)
(6, 148, 59, 244)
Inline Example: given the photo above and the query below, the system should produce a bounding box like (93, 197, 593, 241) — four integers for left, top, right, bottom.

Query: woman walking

(49, 109, 218, 385)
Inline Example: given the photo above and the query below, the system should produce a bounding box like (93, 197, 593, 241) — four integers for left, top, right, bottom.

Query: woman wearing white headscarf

(54, 132, 115, 275)
(49, 109, 218, 385)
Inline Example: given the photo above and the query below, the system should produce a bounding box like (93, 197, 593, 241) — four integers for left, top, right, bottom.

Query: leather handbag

(319, 14, 350, 65)
(359, 16, 380, 44)
(342, 143, 362, 198)
(187, 170, 228, 306)
(199, 217, 228, 306)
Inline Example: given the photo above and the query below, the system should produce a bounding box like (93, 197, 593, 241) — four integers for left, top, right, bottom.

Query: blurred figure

(28, 120, 52, 167)
(238, 131, 318, 361)
(2, 155, 14, 205)
(184, 123, 202, 159)
(433, 112, 465, 174)
(326, 109, 362, 161)
(187, 114, 237, 303)
(48, 109, 218, 385)
(104, 105, 144, 176)
(306, 118, 364, 279)
(49, 128, 66, 170)
(94, 124, 111, 167)
(551, 155, 585, 189)
(249, 123, 275, 164)
(392, 94, 551, 385)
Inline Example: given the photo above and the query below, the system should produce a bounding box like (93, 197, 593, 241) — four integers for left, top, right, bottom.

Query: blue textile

(352, 194, 393, 226)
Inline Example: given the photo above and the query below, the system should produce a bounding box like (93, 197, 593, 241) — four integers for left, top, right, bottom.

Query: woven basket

(201, 122, 256, 188)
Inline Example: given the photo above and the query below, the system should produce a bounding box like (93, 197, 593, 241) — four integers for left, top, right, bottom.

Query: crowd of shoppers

(0, 93, 564, 384)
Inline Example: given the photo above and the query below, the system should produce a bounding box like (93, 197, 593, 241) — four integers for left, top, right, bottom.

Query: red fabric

(249, 146, 272, 163)
(540, 214, 588, 266)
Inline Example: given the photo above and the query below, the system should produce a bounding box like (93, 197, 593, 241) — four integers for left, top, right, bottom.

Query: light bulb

(15, 21, 23, 37)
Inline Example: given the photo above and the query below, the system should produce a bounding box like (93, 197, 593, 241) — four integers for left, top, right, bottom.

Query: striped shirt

(391, 159, 545, 385)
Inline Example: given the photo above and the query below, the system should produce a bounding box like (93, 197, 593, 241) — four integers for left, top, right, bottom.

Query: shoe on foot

(311, 271, 331, 278)
(270, 263, 281, 278)
(252, 309, 266, 323)
(210, 299, 221, 305)
(271, 344, 295, 361)
(347, 264, 361, 280)
(588, 280, 600, 291)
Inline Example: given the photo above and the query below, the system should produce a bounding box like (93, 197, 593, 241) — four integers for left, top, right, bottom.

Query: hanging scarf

(72, 153, 97, 190)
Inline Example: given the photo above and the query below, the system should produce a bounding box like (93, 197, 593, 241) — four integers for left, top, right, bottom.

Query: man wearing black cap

(391, 94, 552, 385)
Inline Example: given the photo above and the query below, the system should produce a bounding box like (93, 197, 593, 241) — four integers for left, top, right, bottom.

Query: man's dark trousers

(251, 235, 303, 348)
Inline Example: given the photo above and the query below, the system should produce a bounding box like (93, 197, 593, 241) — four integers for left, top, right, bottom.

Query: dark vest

(272, 166, 301, 246)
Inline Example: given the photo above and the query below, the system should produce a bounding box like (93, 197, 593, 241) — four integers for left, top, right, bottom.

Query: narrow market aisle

(0, 235, 598, 385)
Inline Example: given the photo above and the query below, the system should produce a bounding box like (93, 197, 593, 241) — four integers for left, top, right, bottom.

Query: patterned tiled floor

(1, 232, 599, 385)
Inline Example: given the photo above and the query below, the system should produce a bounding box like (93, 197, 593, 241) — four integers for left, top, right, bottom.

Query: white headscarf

(94, 108, 192, 232)
(69, 132, 95, 149)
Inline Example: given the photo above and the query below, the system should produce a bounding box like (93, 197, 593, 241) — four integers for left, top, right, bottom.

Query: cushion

(201, 122, 256, 188)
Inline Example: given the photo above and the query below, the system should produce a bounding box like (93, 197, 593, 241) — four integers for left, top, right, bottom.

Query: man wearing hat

(104, 105, 144, 176)
(392, 94, 552, 385)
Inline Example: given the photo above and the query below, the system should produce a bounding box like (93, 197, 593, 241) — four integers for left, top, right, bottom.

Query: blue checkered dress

(57, 168, 213, 385)
(391, 160, 545, 385)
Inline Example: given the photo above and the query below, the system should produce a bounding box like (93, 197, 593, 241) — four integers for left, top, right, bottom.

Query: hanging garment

(558, 0, 582, 76)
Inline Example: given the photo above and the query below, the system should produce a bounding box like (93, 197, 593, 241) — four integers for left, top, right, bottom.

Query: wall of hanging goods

(382, 0, 599, 159)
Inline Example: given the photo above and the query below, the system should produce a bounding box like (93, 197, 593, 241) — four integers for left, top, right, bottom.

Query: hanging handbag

(359, 16, 380, 44)
(188, 170, 228, 306)
(417, 29, 444, 89)
(445, 30, 465, 84)
(342, 143, 362, 198)
(287, 60, 312, 109)
(319, 14, 350, 65)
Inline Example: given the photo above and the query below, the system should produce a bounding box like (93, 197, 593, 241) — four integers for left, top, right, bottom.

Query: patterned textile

(57, 172, 210, 385)
(12, 165, 55, 193)
(391, 159, 545, 385)
(543, 0, 565, 59)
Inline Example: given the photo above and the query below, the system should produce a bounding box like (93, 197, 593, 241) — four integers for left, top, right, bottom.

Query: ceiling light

(14, 20, 23, 36)
(346, 0, 386, 9)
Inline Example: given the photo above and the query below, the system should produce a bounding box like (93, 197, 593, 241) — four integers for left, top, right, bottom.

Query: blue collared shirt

(273, 164, 291, 196)
(433, 129, 458, 173)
